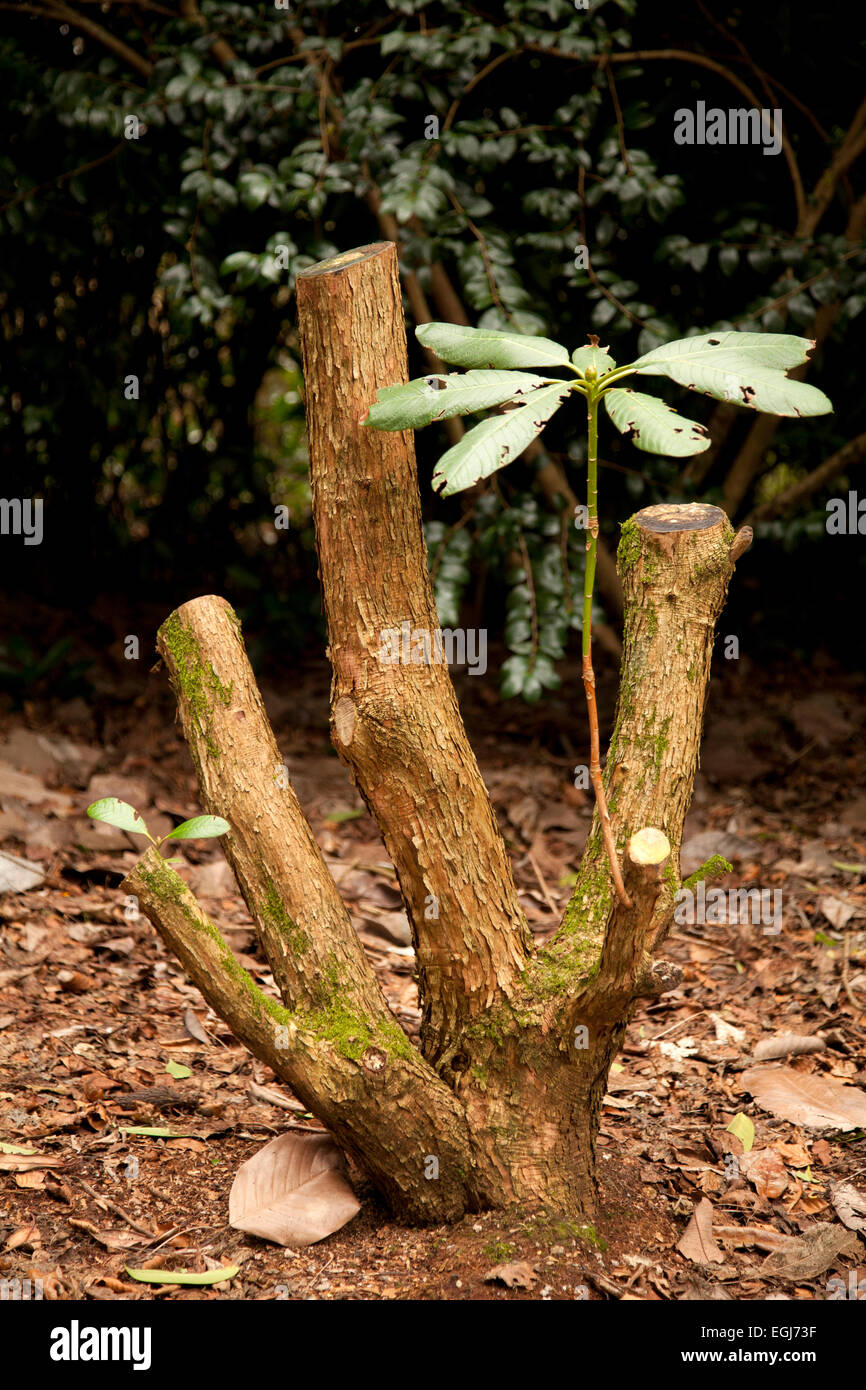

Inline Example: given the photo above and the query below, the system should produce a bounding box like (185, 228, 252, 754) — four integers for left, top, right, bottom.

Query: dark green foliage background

(1, 0, 863, 693)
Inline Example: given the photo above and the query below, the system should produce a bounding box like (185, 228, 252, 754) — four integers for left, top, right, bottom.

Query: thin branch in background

(695, 2, 782, 113)
(429, 507, 475, 587)
(506, 44, 808, 229)
(733, 245, 865, 328)
(577, 164, 650, 331)
(745, 429, 866, 524)
(694, 0, 833, 155)
(601, 54, 633, 175)
(41, 0, 155, 78)
(446, 189, 510, 321)
(255, 27, 393, 78)
(516, 531, 540, 679)
(179, 0, 238, 68)
(0, 142, 124, 215)
(442, 47, 515, 135)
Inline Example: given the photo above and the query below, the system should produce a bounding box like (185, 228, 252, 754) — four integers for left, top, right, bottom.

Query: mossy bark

(133, 245, 752, 1225)
(124, 848, 477, 1223)
(296, 242, 532, 1069)
(156, 595, 385, 1020)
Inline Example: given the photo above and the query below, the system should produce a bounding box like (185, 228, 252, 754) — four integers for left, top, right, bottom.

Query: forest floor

(0, 633, 864, 1301)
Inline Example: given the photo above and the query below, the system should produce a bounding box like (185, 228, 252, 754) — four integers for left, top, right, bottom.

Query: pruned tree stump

(123, 244, 750, 1224)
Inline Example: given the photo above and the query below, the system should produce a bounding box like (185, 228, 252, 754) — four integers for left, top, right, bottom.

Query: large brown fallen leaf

(68, 1219, 141, 1252)
(741, 1066, 866, 1131)
(760, 1223, 862, 1281)
(229, 1132, 360, 1247)
(677, 1198, 724, 1265)
(715, 1225, 793, 1253)
(4, 1223, 41, 1251)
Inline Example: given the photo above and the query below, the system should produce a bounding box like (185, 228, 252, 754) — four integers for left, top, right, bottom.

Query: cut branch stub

(603, 502, 736, 877)
(156, 595, 386, 1020)
(583, 827, 672, 1019)
(628, 827, 671, 867)
(296, 241, 532, 1066)
(123, 849, 477, 1223)
(552, 501, 737, 1003)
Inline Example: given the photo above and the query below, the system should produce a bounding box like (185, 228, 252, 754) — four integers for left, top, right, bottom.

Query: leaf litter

(0, 656, 864, 1298)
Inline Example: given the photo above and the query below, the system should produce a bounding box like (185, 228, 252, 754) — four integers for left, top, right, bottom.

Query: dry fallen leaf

(819, 895, 855, 932)
(484, 1261, 537, 1289)
(0, 1155, 65, 1172)
(752, 1034, 826, 1062)
(832, 1182, 866, 1233)
(708, 1012, 747, 1046)
(760, 1223, 862, 1282)
(183, 1009, 213, 1046)
(68, 1219, 141, 1252)
(80, 1071, 119, 1101)
(677, 1197, 724, 1265)
(229, 1131, 360, 1247)
(14, 1171, 47, 1190)
(772, 1140, 811, 1167)
(4, 1223, 41, 1251)
(739, 1148, 789, 1199)
(741, 1066, 866, 1132)
(715, 1224, 793, 1253)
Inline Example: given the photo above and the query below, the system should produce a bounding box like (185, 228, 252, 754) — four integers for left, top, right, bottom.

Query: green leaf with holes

(431, 383, 572, 495)
(364, 370, 559, 431)
(604, 389, 710, 456)
(631, 331, 832, 416)
(416, 322, 571, 370)
(86, 798, 150, 837)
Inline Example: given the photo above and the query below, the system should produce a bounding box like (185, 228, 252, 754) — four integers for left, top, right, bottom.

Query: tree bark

(544, 503, 747, 1035)
(130, 246, 751, 1226)
(296, 243, 532, 1069)
(123, 847, 476, 1222)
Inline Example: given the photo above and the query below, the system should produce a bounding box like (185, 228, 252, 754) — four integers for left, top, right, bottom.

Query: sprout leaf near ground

(86, 798, 151, 839)
(87, 799, 229, 851)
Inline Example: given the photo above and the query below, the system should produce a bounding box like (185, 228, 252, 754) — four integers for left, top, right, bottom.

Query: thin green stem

(583, 394, 599, 660)
(595, 364, 638, 390)
(581, 388, 631, 907)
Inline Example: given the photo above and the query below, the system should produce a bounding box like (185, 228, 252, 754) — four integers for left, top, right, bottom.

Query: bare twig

(77, 1179, 157, 1239)
(745, 430, 866, 524)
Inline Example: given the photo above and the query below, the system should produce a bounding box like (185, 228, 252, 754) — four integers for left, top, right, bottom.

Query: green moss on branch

(159, 611, 234, 758)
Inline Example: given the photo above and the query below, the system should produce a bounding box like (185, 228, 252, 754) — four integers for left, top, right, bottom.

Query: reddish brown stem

(582, 647, 632, 908)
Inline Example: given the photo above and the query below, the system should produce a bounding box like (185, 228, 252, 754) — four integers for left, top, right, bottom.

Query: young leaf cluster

(87, 798, 229, 849)
(364, 323, 831, 497)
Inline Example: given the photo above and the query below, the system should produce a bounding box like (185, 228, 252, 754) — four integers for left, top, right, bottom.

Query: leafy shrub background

(1, 0, 863, 692)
